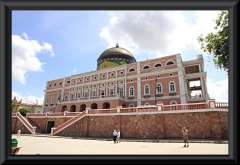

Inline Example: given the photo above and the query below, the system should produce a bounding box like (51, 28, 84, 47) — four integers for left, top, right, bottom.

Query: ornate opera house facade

(42, 43, 209, 113)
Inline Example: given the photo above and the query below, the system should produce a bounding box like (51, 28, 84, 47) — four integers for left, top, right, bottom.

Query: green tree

(15, 108, 31, 116)
(197, 10, 228, 74)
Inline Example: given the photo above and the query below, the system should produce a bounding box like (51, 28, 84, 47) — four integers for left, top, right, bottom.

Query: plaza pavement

(12, 134, 228, 155)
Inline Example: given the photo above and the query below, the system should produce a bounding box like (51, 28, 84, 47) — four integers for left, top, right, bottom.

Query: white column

(42, 83, 47, 113)
(125, 78, 127, 98)
(137, 62, 141, 106)
(63, 78, 66, 87)
(89, 89, 90, 99)
(61, 89, 64, 100)
(115, 81, 117, 95)
(176, 54, 182, 68)
(69, 88, 70, 101)
(106, 82, 108, 97)
(137, 76, 141, 106)
(200, 77, 205, 97)
(178, 70, 187, 104)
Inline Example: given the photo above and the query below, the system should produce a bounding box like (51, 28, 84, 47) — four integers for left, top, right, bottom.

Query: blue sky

(12, 10, 228, 105)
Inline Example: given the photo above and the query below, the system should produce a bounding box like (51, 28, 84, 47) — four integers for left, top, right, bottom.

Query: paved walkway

(12, 134, 228, 155)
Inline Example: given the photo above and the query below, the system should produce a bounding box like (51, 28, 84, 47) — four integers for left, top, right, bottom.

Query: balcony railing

(169, 92, 176, 96)
(144, 95, 150, 98)
(156, 93, 163, 97)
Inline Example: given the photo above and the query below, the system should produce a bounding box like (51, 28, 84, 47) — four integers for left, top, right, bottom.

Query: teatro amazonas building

(42, 43, 209, 113)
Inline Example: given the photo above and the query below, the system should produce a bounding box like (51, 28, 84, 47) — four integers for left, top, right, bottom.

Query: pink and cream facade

(43, 46, 209, 113)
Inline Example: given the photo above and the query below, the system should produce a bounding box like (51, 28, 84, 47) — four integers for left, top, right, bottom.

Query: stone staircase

(24, 117, 42, 133)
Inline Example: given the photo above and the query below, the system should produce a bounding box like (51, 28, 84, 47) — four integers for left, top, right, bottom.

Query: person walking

(113, 130, 117, 144)
(181, 127, 189, 147)
(117, 129, 120, 143)
(17, 129, 21, 138)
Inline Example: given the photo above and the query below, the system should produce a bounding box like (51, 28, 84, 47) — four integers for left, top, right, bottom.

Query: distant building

(12, 96, 42, 113)
(43, 43, 209, 113)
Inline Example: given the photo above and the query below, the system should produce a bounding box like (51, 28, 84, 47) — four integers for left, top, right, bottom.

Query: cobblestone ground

(12, 134, 228, 155)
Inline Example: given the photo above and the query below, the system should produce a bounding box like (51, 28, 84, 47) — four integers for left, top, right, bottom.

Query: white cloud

(99, 10, 221, 57)
(12, 33, 55, 84)
(12, 91, 44, 105)
(207, 77, 228, 102)
(22, 32, 29, 39)
(72, 69, 76, 73)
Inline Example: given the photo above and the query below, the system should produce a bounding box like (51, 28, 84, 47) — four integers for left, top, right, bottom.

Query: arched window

(65, 95, 68, 100)
(157, 101, 163, 104)
(129, 87, 134, 96)
(144, 103, 150, 106)
(166, 61, 174, 65)
(58, 95, 61, 101)
(170, 101, 177, 104)
(51, 97, 54, 104)
(169, 82, 175, 92)
(154, 63, 162, 67)
(144, 85, 150, 95)
(143, 65, 150, 69)
(156, 83, 162, 93)
(129, 68, 135, 72)
(129, 104, 134, 107)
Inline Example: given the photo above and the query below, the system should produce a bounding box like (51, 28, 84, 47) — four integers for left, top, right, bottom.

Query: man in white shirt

(17, 129, 21, 138)
(117, 129, 121, 143)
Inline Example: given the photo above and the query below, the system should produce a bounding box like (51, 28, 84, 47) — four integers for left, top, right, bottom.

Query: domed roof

(97, 43, 136, 70)
(99, 44, 134, 58)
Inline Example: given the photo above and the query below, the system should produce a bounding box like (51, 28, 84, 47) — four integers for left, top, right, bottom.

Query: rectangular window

(157, 85, 162, 93)
(130, 89, 134, 96)
(145, 88, 149, 94)
(120, 89, 123, 96)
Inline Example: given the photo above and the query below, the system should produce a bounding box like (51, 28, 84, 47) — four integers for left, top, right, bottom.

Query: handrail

(52, 111, 86, 134)
(162, 102, 209, 111)
(16, 112, 35, 133)
(215, 102, 228, 108)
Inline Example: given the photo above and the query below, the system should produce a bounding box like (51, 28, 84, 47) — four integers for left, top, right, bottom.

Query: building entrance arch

(102, 102, 110, 109)
(70, 105, 76, 112)
(91, 103, 98, 109)
(61, 105, 67, 112)
(80, 104, 86, 112)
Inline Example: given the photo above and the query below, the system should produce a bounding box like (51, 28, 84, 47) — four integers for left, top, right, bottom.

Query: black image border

(0, 0, 239, 164)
